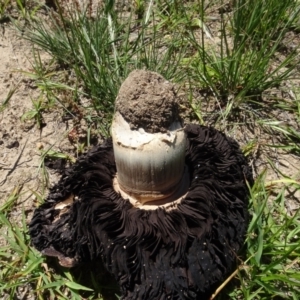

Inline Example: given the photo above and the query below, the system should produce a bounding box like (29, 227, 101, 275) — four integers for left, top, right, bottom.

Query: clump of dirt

(115, 70, 181, 133)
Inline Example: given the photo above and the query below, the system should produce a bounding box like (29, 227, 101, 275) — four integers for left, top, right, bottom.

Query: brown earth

(115, 69, 181, 133)
(0, 25, 74, 220)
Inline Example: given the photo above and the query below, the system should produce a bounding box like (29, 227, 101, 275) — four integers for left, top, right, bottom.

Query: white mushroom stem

(112, 112, 188, 207)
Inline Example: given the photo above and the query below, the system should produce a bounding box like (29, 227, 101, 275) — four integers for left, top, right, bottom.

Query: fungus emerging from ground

(30, 70, 253, 299)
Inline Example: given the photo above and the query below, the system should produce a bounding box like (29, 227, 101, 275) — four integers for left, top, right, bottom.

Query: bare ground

(0, 24, 73, 222)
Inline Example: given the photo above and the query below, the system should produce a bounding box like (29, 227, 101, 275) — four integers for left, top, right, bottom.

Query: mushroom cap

(29, 124, 253, 299)
(115, 70, 181, 133)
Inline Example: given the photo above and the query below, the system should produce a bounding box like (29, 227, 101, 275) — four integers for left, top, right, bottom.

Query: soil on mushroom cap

(115, 70, 181, 133)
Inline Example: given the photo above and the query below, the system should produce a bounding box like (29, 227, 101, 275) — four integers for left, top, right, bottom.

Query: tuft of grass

(19, 1, 188, 136)
(15, 0, 42, 20)
(240, 173, 300, 299)
(187, 0, 300, 118)
(0, 84, 18, 112)
(0, 0, 42, 22)
(0, 0, 11, 22)
(21, 96, 47, 129)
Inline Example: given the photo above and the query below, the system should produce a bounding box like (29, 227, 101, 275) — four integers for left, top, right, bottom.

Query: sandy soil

(0, 24, 73, 219)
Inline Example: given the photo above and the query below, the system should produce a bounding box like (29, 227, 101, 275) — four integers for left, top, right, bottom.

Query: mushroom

(29, 70, 253, 299)
(111, 70, 188, 208)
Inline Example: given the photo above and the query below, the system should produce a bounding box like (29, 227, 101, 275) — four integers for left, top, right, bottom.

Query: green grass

(0, 191, 101, 300)
(0, 0, 42, 22)
(1, 0, 300, 299)
(186, 0, 300, 120)
(241, 174, 300, 299)
(19, 0, 188, 136)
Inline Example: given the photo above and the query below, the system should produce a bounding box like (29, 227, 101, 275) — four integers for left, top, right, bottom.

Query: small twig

(210, 268, 240, 299)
